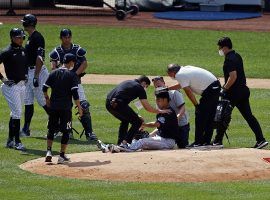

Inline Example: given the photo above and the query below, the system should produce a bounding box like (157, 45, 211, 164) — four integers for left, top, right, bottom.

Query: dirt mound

(20, 148, 270, 182)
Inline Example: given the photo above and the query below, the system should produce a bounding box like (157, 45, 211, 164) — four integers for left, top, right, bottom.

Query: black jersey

(0, 43, 28, 83)
(223, 50, 247, 93)
(25, 31, 45, 67)
(49, 44, 86, 74)
(44, 67, 79, 110)
(107, 79, 147, 105)
(156, 107, 179, 140)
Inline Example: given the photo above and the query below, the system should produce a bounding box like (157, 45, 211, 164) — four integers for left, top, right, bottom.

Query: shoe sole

(45, 156, 52, 162)
(256, 141, 269, 149)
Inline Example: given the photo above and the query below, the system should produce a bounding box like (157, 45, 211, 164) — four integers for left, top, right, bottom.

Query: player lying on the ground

(43, 53, 82, 164)
(99, 88, 181, 153)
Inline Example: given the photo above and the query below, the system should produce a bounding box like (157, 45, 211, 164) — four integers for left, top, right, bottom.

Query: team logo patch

(157, 117, 165, 124)
(66, 121, 72, 129)
(22, 51, 25, 56)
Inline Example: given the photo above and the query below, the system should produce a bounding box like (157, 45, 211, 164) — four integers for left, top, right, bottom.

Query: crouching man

(109, 88, 179, 153)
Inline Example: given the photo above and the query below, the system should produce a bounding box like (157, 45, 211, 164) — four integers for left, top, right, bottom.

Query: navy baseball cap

(60, 28, 72, 38)
(152, 76, 164, 82)
(63, 53, 76, 64)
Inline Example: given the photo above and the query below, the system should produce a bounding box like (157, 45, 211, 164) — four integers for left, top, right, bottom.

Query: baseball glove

(134, 130, 150, 140)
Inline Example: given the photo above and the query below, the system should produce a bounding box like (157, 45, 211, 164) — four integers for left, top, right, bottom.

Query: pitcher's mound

(20, 148, 270, 182)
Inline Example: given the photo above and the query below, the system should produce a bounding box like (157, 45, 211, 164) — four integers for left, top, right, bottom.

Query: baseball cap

(63, 53, 76, 64)
(152, 76, 164, 82)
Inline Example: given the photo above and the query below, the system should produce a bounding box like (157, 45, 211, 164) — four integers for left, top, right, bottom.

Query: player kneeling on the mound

(43, 53, 82, 164)
(0, 28, 28, 151)
(103, 88, 180, 153)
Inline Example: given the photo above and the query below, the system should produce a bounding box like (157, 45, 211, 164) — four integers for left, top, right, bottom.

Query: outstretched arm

(183, 87, 198, 106)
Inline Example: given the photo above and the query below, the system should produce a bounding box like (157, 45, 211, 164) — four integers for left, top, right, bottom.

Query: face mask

(69, 66, 74, 71)
(170, 76, 175, 80)
(219, 49, 224, 56)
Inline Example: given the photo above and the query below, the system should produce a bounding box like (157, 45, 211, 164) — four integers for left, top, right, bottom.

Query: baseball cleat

(254, 140, 268, 149)
(86, 132, 98, 142)
(14, 143, 26, 151)
(6, 139, 14, 149)
(57, 154, 70, 164)
(186, 142, 203, 149)
(20, 129, 30, 137)
(45, 150, 52, 162)
(97, 140, 109, 153)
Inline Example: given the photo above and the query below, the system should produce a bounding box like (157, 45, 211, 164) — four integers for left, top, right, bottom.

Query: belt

(29, 66, 35, 69)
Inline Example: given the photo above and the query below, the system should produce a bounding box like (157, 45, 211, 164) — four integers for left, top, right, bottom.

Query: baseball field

(0, 14, 270, 199)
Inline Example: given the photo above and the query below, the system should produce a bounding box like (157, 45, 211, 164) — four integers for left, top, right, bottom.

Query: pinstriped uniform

(24, 66, 49, 106)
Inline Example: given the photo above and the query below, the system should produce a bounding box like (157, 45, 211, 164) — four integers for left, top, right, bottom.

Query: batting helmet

(60, 29, 72, 38)
(10, 28, 25, 39)
(21, 14, 37, 27)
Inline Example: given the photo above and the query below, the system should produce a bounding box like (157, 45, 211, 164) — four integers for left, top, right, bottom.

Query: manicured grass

(1, 24, 270, 78)
(0, 84, 269, 200)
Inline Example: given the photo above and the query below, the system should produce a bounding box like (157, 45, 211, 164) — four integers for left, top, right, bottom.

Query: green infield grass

(0, 24, 270, 78)
(0, 84, 269, 200)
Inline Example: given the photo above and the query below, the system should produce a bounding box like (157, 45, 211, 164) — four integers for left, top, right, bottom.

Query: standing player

(152, 76, 190, 148)
(215, 37, 268, 149)
(0, 28, 28, 150)
(43, 53, 82, 164)
(49, 28, 97, 142)
(20, 14, 49, 136)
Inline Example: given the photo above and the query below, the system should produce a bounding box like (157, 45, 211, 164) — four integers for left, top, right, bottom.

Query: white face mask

(170, 76, 175, 80)
(219, 49, 225, 56)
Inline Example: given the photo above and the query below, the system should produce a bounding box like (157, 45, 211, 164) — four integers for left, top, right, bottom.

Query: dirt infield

(1, 12, 270, 32)
(20, 148, 270, 182)
(82, 74, 270, 89)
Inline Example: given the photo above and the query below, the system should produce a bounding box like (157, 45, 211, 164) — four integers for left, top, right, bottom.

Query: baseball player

(0, 28, 28, 151)
(167, 64, 221, 148)
(108, 88, 179, 153)
(44, 53, 82, 164)
(20, 14, 49, 137)
(152, 76, 190, 148)
(49, 28, 97, 142)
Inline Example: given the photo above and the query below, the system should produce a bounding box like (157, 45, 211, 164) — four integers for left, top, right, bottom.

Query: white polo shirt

(175, 66, 217, 95)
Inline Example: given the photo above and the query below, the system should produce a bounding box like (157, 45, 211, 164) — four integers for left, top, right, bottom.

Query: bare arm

(76, 60, 87, 76)
(183, 87, 198, 106)
(74, 99, 83, 117)
(43, 91, 50, 107)
(140, 99, 171, 114)
(177, 104, 186, 120)
(168, 83, 181, 90)
(223, 71, 237, 90)
(142, 121, 160, 128)
(34, 57, 43, 78)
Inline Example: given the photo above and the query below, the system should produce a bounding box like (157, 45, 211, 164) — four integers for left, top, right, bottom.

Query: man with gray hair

(167, 64, 221, 148)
